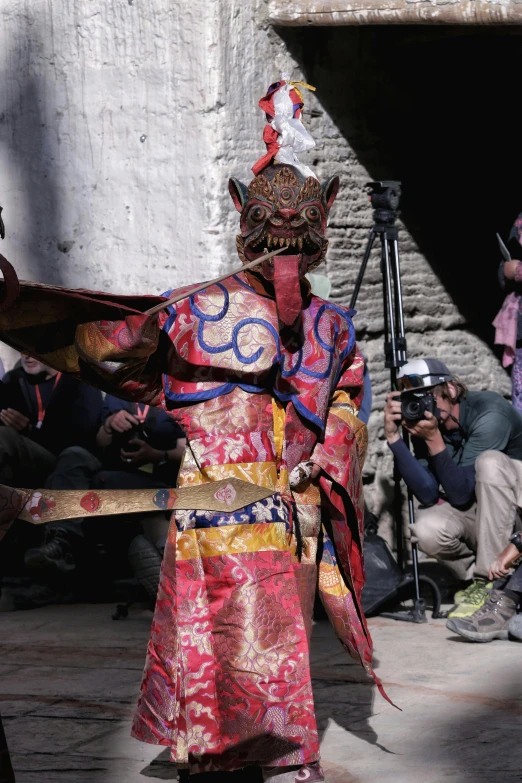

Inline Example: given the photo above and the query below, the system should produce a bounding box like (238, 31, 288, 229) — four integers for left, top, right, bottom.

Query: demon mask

(228, 164, 339, 327)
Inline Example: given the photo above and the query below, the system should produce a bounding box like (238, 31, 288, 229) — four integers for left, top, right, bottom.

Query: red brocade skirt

(131, 503, 321, 773)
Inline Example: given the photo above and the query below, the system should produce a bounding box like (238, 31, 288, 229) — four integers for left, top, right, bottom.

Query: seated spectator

(95, 395, 186, 489)
(383, 357, 522, 621)
(447, 532, 522, 642)
(0, 353, 102, 597)
(93, 396, 186, 587)
(23, 394, 186, 605)
(0, 353, 102, 487)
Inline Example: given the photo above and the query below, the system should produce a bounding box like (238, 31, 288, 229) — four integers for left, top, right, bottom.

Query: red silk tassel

(273, 255, 302, 327)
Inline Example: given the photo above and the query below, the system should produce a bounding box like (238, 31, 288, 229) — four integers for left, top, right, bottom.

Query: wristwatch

(509, 531, 522, 554)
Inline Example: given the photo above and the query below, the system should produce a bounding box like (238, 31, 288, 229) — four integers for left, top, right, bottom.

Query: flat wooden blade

(15, 478, 275, 525)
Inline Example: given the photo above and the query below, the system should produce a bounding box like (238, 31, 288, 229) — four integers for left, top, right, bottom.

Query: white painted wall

(0, 1, 223, 293)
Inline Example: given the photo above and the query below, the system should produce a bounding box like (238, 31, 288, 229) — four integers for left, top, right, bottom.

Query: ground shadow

(415, 659, 522, 782)
(276, 25, 522, 347)
(310, 621, 393, 758)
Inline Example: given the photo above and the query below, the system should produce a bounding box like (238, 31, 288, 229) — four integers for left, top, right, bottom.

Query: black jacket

(1, 367, 102, 455)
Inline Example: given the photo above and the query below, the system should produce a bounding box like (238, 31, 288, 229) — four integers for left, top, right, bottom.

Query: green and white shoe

(448, 579, 493, 618)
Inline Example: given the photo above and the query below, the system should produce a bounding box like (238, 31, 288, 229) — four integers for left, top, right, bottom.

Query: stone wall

(265, 24, 519, 533)
(0, 3, 517, 534)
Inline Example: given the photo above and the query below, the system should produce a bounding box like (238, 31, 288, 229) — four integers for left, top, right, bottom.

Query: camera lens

(403, 399, 422, 419)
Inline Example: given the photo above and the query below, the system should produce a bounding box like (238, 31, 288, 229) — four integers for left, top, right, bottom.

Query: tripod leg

(402, 432, 427, 623)
(393, 464, 405, 571)
(381, 236, 399, 377)
(390, 237, 407, 365)
(383, 230, 427, 622)
(349, 228, 377, 311)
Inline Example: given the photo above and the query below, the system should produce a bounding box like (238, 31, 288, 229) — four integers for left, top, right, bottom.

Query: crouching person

(447, 532, 522, 641)
(384, 358, 522, 620)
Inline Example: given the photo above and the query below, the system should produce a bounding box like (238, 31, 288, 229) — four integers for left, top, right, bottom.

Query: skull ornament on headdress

(228, 78, 340, 328)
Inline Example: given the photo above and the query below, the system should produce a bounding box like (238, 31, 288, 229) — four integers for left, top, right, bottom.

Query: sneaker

(24, 532, 76, 573)
(508, 613, 522, 641)
(446, 589, 517, 642)
(453, 581, 473, 604)
(447, 579, 492, 618)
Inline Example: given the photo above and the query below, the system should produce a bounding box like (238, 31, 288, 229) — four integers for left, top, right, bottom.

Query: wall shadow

(276, 25, 522, 346)
(0, 13, 63, 286)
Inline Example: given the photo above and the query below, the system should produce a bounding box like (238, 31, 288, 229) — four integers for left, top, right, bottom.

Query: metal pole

(391, 238, 407, 365)
(381, 235, 398, 369)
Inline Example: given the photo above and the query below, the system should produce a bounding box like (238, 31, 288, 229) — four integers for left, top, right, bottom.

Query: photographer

(0, 353, 102, 603)
(384, 358, 522, 620)
(96, 396, 186, 486)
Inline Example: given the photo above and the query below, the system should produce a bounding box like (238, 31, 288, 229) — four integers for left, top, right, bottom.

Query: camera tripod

(350, 182, 442, 623)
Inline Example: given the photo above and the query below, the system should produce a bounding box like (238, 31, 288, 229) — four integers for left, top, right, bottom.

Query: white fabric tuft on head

(252, 76, 317, 179)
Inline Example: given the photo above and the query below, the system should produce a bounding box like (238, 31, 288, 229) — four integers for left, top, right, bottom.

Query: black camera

(400, 390, 438, 423)
(367, 181, 401, 212)
(118, 423, 147, 452)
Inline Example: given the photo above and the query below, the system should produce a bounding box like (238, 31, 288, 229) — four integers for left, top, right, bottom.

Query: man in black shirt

(384, 358, 522, 620)
(96, 394, 186, 487)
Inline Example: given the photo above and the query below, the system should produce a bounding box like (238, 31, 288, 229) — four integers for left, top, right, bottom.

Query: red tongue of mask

(272, 255, 302, 327)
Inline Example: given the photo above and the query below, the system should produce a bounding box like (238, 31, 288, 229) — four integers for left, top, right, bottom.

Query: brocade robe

(0, 270, 379, 773)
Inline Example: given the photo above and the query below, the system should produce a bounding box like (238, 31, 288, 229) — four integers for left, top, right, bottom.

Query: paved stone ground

(1, 603, 521, 783)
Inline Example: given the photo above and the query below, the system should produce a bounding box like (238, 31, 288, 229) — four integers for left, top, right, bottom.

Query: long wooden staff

(144, 247, 284, 316)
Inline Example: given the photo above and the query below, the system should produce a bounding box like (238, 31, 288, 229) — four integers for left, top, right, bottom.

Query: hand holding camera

(383, 393, 402, 445)
(384, 391, 441, 446)
(104, 409, 147, 457)
(104, 409, 140, 435)
(120, 437, 162, 465)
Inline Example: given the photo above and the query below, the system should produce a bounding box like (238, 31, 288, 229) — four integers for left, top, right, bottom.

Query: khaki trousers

(410, 450, 522, 581)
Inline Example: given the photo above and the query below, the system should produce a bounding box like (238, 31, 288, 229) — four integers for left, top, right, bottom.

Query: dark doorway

(276, 25, 522, 345)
